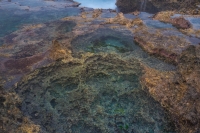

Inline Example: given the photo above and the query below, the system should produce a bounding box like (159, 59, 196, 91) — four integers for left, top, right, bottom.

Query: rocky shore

(0, 0, 200, 132)
(116, 0, 200, 15)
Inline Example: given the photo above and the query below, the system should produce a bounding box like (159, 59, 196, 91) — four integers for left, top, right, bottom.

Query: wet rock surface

(0, 86, 40, 133)
(141, 45, 200, 133)
(16, 53, 175, 133)
(153, 12, 192, 29)
(0, 1, 200, 133)
(116, 0, 200, 14)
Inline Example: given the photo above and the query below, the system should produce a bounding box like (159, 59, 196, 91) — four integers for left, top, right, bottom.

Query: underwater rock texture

(16, 53, 175, 133)
(0, 6, 200, 132)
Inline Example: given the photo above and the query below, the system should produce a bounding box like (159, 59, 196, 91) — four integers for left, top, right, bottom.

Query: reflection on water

(75, 0, 116, 9)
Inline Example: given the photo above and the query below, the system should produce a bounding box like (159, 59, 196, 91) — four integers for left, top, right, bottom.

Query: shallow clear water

(75, 0, 116, 9)
(186, 17, 200, 29)
(144, 20, 173, 29)
(71, 28, 176, 71)
(0, 0, 80, 42)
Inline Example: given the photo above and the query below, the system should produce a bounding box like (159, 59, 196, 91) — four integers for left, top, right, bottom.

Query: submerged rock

(153, 12, 192, 29)
(1, 4, 200, 132)
(15, 53, 176, 133)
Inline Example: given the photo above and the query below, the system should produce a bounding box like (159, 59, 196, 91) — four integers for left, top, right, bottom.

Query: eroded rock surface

(0, 86, 40, 133)
(15, 53, 175, 133)
(116, 0, 200, 14)
(141, 45, 200, 133)
(0, 3, 200, 133)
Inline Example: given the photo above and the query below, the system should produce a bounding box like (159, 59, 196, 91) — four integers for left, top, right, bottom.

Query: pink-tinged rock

(3, 54, 45, 74)
(171, 17, 192, 29)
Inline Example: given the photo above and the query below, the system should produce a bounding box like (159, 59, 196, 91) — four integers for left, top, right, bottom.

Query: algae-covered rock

(141, 45, 200, 133)
(116, 0, 200, 14)
(153, 11, 192, 29)
(15, 53, 175, 133)
(0, 86, 41, 133)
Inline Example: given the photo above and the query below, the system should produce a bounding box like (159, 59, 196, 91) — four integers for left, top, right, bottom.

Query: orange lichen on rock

(49, 40, 72, 61)
(154, 11, 191, 29)
(180, 28, 200, 38)
(153, 11, 175, 22)
(92, 9, 102, 18)
(134, 28, 190, 63)
(106, 12, 143, 28)
(0, 87, 40, 133)
(141, 45, 200, 133)
(18, 120, 40, 133)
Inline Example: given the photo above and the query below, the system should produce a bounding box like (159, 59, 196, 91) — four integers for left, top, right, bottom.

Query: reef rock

(153, 12, 192, 29)
(141, 45, 200, 133)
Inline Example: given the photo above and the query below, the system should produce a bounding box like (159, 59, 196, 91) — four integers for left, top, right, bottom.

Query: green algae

(87, 37, 130, 53)
(71, 28, 176, 71)
(16, 54, 176, 133)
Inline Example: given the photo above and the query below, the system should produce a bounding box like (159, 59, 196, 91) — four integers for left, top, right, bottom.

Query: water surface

(75, 0, 116, 9)
(0, 0, 80, 43)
